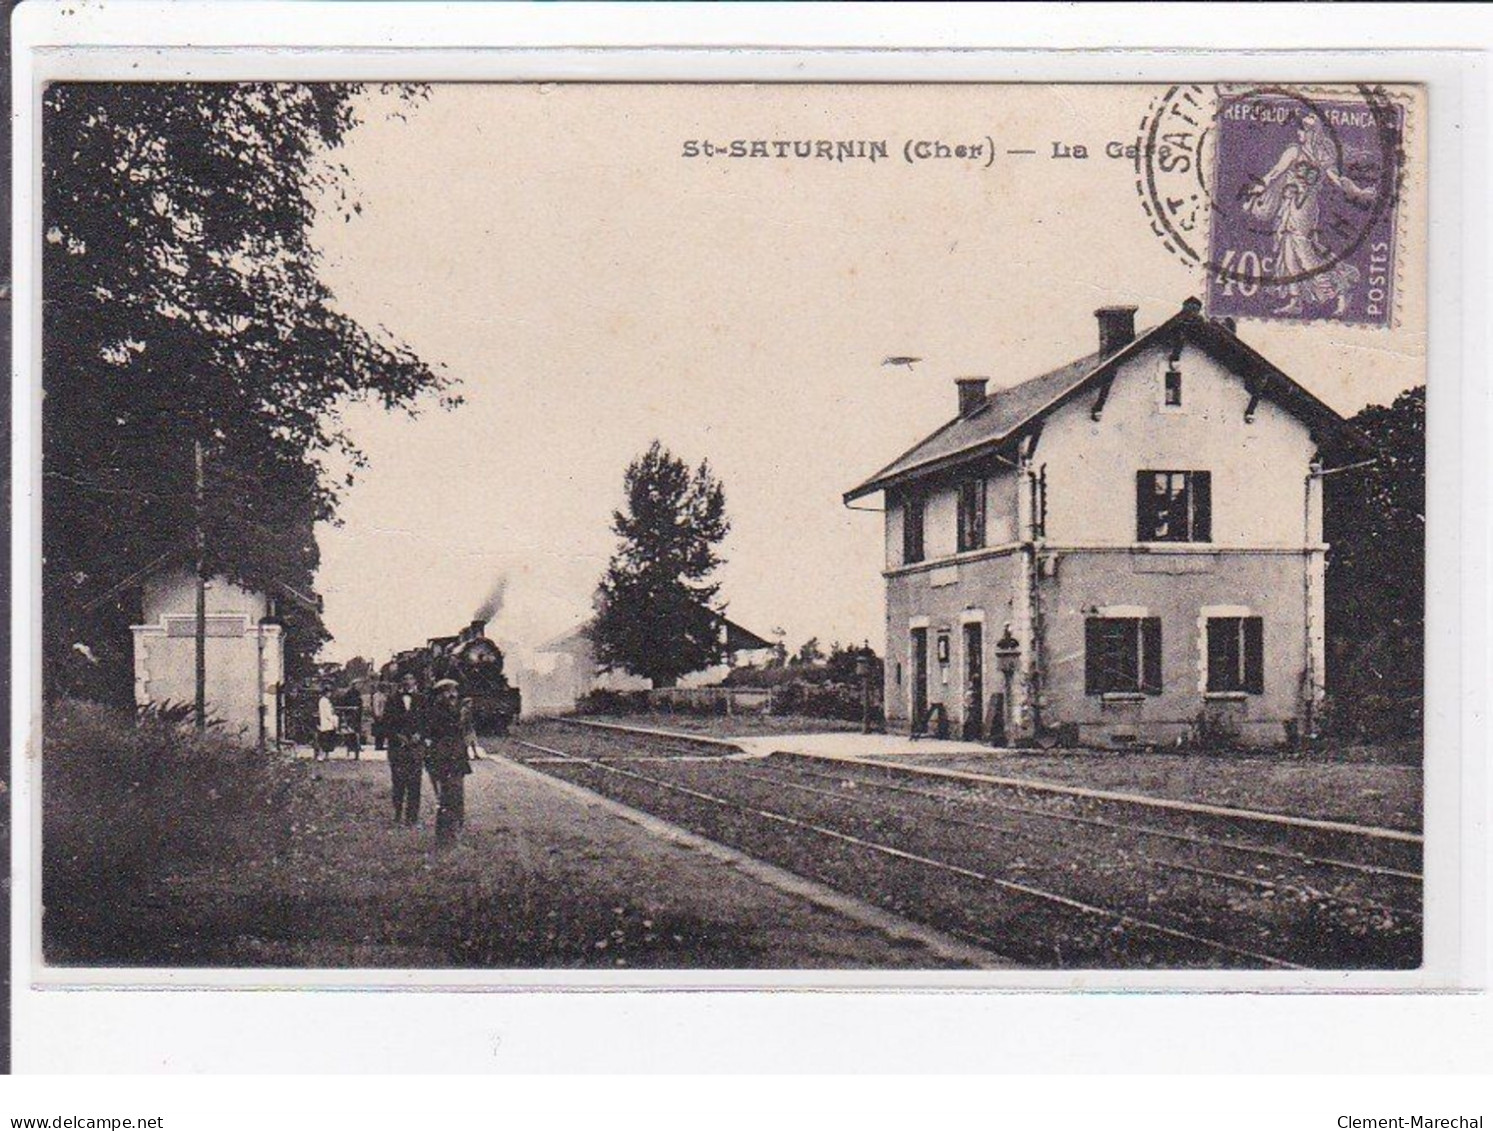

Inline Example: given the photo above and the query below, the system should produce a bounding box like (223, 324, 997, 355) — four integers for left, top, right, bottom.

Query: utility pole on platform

(194, 438, 207, 732)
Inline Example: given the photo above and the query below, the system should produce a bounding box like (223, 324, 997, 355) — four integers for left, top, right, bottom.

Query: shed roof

(540, 611, 773, 655)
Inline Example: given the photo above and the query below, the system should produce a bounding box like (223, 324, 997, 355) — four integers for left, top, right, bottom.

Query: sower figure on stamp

(1241, 112, 1378, 317)
(382, 672, 426, 826)
(424, 678, 472, 843)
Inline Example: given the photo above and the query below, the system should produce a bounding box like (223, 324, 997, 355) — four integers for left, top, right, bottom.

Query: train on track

(381, 618, 522, 735)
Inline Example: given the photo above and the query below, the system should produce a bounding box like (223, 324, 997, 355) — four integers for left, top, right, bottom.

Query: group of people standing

(313, 673, 477, 843)
(380, 673, 477, 843)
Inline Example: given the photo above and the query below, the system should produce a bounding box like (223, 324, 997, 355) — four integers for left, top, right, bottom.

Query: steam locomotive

(381, 618, 522, 735)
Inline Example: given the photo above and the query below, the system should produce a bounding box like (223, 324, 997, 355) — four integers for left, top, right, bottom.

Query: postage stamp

(1136, 84, 1408, 328)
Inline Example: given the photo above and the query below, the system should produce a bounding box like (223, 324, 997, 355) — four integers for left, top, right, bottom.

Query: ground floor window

(1084, 616, 1162, 695)
(1206, 616, 1264, 694)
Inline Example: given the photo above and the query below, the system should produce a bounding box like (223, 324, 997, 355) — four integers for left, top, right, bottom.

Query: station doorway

(962, 621, 983, 741)
(910, 627, 928, 731)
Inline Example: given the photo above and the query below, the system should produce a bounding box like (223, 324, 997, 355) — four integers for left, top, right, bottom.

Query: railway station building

(845, 298, 1369, 749)
(130, 566, 285, 746)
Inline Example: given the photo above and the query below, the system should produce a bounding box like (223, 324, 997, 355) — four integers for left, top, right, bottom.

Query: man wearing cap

(424, 678, 472, 842)
(381, 672, 426, 826)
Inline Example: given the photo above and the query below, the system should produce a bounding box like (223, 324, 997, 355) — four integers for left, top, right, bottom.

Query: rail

(512, 734, 1308, 969)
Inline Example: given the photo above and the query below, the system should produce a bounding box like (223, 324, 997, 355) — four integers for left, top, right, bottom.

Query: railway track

(560, 718, 1423, 871)
(556, 720, 1421, 879)
(505, 725, 1420, 970)
(726, 762, 1422, 921)
(751, 760, 1423, 891)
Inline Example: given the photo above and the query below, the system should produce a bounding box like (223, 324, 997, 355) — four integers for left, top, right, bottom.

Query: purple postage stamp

(1136, 85, 1406, 328)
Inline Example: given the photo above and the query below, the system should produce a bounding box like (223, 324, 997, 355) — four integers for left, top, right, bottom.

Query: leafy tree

(590, 441, 730, 687)
(42, 83, 454, 703)
(794, 637, 825, 666)
(1324, 386, 1425, 738)
(826, 641, 882, 684)
(765, 629, 788, 669)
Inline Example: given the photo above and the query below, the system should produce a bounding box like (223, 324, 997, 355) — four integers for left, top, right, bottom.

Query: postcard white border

(9, 2, 1489, 1072)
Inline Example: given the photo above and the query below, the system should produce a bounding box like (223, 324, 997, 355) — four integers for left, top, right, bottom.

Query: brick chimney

(956, 377, 988, 416)
(1095, 305, 1138, 357)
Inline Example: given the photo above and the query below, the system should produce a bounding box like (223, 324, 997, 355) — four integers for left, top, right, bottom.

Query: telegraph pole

(194, 439, 207, 732)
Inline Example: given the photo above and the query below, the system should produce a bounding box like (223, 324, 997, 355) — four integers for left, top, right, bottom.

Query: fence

(647, 686, 775, 715)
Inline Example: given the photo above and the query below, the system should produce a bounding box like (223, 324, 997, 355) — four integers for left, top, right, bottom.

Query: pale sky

(309, 83, 1426, 667)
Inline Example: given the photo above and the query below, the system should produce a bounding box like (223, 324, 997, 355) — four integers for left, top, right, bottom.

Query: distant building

(845, 298, 1369, 748)
(130, 568, 284, 745)
(523, 613, 773, 714)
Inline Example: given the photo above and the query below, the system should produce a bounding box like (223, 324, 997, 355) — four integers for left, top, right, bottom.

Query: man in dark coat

(382, 672, 426, 825)
(424, 678, 472, 843)
(336, 683, 364, 760)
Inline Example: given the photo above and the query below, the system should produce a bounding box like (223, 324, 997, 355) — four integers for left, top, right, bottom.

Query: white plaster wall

(1039, 343, 1321, 547)
(985, 469, 1019, 545)
(134, 570, 281, 743)
(886, 466, 1019, 568)
(925, 486, 958, 560)
(884, 500, 904, 570)
(883, 553, 1021, 728)
(134, 625, 282, 742)
(142, 569, 270, 622)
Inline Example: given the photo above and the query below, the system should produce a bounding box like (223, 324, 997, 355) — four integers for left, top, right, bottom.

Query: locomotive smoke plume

(473, 575, 508, 624)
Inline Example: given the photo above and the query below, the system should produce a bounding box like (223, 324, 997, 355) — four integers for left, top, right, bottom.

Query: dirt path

(431, 750, 986, 968)
(103, 748, 987, 970)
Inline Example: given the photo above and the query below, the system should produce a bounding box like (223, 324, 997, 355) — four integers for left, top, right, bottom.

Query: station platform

(560, 718, 1000, 761)
(285, 743, 496, 763)
(729, 732, 1000, 760)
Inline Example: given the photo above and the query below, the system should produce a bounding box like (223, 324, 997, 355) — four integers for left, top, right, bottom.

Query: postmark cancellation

(1137, 84, 1413, 330)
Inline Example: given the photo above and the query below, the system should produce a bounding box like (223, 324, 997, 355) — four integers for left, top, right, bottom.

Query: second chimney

(1095, 305, 1139, 357)
(956, 377, 988, 416)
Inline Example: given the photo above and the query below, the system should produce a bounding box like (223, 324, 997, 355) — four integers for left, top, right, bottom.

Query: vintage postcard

(24, 74, 1438, 987)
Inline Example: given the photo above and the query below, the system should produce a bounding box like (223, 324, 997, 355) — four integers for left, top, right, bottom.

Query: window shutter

(976, 477, 988, 547)
(957, 479, 986, 552)
(1085, 619, 1103, 695)
(1141, 617, 1163, 694)
(1206, 619, 1230, 693)
(904, 496, 924, 564)
(1136, 472, 1153, 541)
(1243, 617, 1264, 694)
(1192, 471, 1212, 542)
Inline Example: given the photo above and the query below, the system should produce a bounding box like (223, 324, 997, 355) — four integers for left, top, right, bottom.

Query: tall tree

(794, 637, 825, 666)
(42, 83, 455, 702)
(1324, 385, 1425, 738)
(590, 441, 730, 687)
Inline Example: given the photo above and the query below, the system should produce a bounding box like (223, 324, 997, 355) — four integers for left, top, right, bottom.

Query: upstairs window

(1163, 364, 1183, 407)
(1137, 470, 1211, 543)
(903, 494, 926, 565)
(957, 477, 987, 552)
(1085, 617, 1163, 696)
(1206, 616, 1264, 694)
